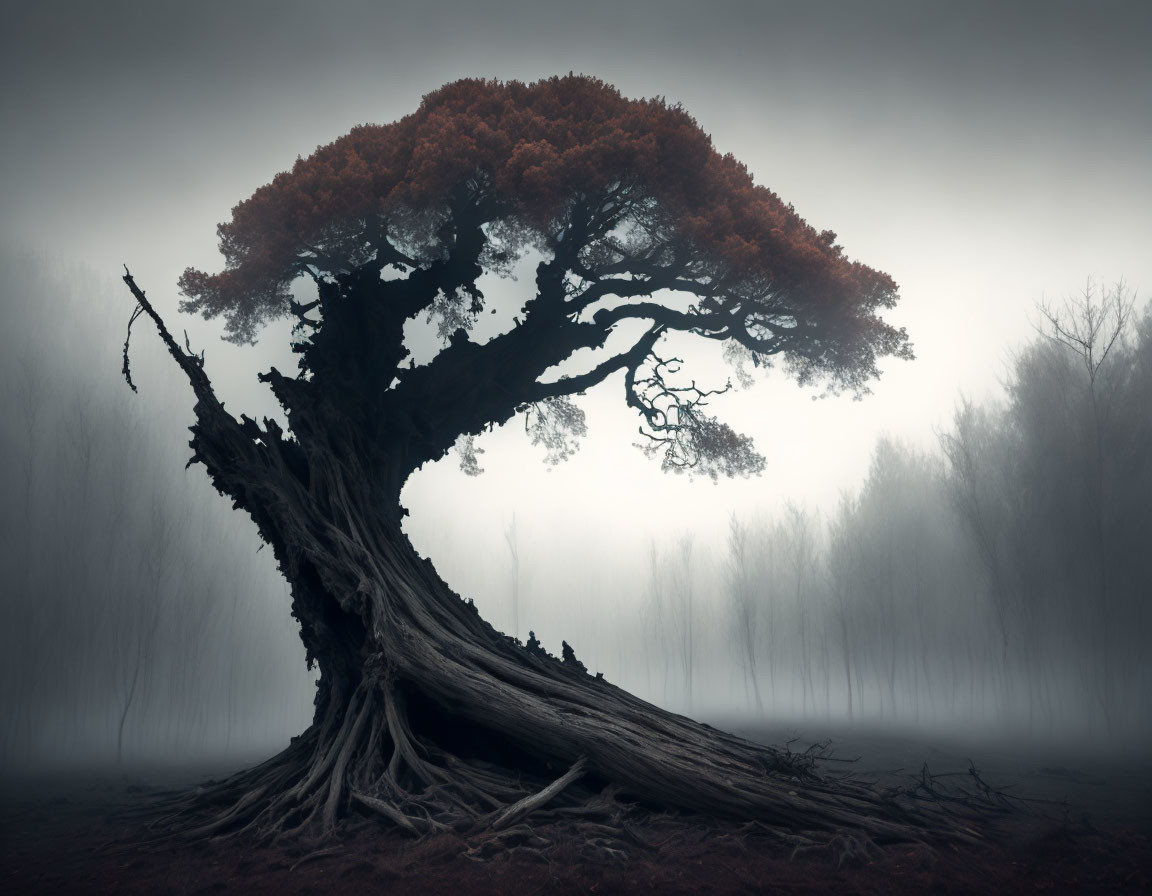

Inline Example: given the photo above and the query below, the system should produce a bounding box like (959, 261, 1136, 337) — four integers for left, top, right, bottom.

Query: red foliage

(180, 75, 900, 355)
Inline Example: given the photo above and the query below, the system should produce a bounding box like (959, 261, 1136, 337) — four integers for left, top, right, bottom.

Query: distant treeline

(634, 282, 1151, 740)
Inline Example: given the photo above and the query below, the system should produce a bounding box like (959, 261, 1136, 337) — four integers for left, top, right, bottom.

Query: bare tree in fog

(826, 496, 859, 722)
(115, 496, 176, 764)
(642, 540, 673, 705)
(1036, 281, 1136, 729)
(822, 439, 977, 727)
(668, 533, 698, 713)
(4, 350, 52, 756)
(940, 401, 1013, 679)
(940, 283, 1152, 737)
(780, 504, 819, 715)
(725, 515, 763, 714)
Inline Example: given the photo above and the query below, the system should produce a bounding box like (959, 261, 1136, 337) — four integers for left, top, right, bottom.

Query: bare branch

(122, 267, 217, 404)
(1036, 279, 1137, 383)
(625, 351, 765, 480)
(121, 304, 144, 393)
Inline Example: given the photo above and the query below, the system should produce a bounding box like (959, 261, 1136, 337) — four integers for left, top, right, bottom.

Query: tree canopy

(178, 75, 910, 481)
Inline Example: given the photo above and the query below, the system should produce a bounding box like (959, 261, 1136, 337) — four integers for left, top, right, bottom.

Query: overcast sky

(3, 0, 1150, 573)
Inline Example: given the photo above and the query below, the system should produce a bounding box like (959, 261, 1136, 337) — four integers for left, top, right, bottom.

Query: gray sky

(3, 0, 1151, 572)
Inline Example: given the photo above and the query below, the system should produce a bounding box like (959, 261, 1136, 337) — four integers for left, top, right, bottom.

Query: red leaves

(181, 75, 899, 350)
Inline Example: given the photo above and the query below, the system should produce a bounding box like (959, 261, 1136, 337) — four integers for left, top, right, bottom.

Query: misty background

(2, 0, 1151, 769)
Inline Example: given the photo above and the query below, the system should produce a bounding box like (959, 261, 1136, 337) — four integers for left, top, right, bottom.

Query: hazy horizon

(2, 1, 1150, 768)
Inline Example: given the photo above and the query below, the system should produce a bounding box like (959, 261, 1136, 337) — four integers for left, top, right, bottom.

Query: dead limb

(486, 757, 587, 832)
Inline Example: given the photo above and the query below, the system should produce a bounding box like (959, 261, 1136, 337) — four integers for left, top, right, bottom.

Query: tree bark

(122, 270, 991, 848)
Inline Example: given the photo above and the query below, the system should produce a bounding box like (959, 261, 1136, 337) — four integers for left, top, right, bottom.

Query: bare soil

(3, 727, 1149, 895)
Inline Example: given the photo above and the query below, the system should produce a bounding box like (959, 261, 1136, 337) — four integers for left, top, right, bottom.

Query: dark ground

(3, 724, 1150, 895)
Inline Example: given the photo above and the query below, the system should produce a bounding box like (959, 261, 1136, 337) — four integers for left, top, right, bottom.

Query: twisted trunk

(122, 270, 990, 848)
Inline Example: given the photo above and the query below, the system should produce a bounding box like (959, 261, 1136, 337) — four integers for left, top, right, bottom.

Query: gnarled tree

(123, 76, 968, 846)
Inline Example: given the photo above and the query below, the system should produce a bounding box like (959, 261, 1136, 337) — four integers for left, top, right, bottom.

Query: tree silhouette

(122, 76, 974, 846)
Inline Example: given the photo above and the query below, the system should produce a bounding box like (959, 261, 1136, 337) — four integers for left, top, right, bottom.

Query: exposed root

(486, 757, 586, 831)
(352, 790, 448, 836)
(288, 846, 346, 872)
(121, 646, 1014, 865)
(321, 688, 373, 832)
(782, 830, 884, 866)
(141, 708, 1008, 864)
(138, 672, 595, 851)
(117, 674, 1026, 869)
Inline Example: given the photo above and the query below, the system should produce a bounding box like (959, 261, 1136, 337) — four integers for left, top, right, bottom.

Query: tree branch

(122, 267, 217, 407)
(532, 327, 662, 402)
(593, 300, 730, 335)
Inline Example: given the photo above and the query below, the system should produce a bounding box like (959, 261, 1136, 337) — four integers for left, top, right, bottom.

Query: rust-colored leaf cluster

(179, 75, 902, 358)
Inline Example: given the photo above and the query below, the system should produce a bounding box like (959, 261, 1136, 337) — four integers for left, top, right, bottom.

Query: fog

(413, 286, 1152, 743)
(0, 250, 315, 767)
(2, 1, 1151, 772)
(2, 252, 1149, 771)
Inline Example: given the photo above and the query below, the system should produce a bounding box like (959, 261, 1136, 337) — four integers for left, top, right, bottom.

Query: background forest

(3, 246, 1148, 769)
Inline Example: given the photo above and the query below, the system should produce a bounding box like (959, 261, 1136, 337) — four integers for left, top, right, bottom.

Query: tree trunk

(123, 272, 990, 848)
